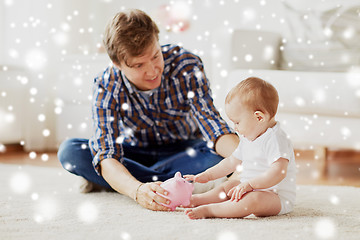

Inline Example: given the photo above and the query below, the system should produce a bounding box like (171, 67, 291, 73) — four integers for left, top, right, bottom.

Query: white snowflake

(120, 232, 131, 240)
(244, 54, 253, 62)
(217, 230, 238, 240)
(31, 192, 39, 200)
(42, 129, 50, 137)
(41, 154, 49, 162)
(186, 147, 196, 157)
(10, 172, 31, 194)
(218, 191, 227, 200)
(236, 164, 243, 172)
(329, 195, 340, 205)
(187, 91, 195, 99)
(25, 49, 47, 71)
(77, 201, 98, 223)
(0, 144, 6, 153)
(314, 218, 337, 239)
(29, 151, 37, 159)
(34, 196, 58, 222)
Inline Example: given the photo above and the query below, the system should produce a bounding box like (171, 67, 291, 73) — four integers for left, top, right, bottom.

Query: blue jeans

(57, 138, 223, 189)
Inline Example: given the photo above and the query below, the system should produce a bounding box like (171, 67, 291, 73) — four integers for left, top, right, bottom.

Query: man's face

(117, 41, 164, 91)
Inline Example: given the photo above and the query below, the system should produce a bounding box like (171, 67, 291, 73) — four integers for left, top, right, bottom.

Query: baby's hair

(225, 77, 279, 118)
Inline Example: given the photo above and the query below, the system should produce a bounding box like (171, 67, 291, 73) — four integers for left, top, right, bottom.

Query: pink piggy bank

(158, 172, 194, 211)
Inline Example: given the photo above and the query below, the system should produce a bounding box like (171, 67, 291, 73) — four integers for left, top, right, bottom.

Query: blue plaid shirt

(89, 44, 233, 174)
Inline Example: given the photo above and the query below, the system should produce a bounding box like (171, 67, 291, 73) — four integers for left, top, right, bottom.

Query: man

(58, 9, 238, 211)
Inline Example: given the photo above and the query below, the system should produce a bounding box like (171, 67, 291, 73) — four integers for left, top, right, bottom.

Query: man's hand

(100, 158, 171, 211)
(135, 182, 172, 211)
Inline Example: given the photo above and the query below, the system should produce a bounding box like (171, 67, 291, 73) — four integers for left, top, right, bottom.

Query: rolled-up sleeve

(186, 58, 234, 145)
(89, 70, 123, 175)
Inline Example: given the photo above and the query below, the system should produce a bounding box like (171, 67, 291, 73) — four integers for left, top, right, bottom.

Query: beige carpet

(1, 163, 359, 240)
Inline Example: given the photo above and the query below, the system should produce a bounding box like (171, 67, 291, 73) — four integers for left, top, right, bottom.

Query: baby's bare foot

(185, 209, 198, 219)
(184, 195, 201, 208)
(185, 206, 209, 220)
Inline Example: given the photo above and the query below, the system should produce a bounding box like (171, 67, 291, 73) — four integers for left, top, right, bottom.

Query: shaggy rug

(1, 163, 359, 240)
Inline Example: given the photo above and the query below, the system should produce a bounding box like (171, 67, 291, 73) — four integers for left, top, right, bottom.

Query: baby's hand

(228, 182, 253, 202)
(184, 172, 210, 183)
(184, 174, 195, 182)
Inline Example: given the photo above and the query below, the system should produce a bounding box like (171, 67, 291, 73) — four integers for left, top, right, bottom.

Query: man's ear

(254, 111, 265, 122)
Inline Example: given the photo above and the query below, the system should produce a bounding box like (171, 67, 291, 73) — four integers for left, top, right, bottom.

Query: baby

(184, 77, 296, 219)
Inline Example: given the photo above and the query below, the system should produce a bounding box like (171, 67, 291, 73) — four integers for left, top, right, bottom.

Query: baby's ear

(254, 111, 265, 122)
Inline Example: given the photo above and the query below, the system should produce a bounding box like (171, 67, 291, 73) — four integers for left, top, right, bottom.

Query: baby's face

(225, 100, 260, 141)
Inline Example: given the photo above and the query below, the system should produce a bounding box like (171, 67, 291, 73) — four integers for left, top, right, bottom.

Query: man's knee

(57, 138, 81, 171)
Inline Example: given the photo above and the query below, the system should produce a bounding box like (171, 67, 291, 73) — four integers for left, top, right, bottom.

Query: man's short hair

(103, 9, 159, 66)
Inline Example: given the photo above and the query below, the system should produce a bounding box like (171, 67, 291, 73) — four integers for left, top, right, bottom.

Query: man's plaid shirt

(89, 44, 233, 175)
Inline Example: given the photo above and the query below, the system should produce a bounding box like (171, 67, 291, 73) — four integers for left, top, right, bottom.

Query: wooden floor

(294, 149, 360, 187)
(0, 148, 359, 187)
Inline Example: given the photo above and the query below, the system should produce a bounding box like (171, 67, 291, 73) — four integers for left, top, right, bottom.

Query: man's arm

(100, 158, 171, 211)
(215, 133, 239, 158)
(100, 158, 141, 198)
(180, 55, 237, 157)
(91, 67, 171, 211)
